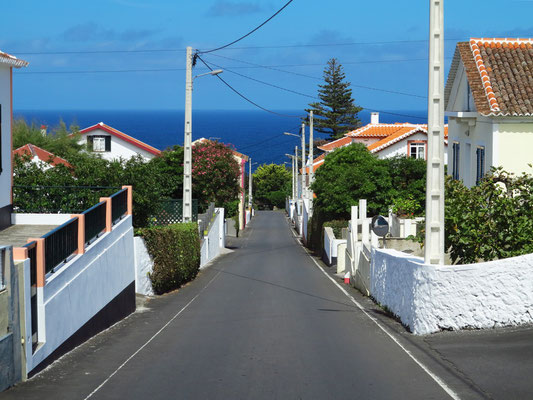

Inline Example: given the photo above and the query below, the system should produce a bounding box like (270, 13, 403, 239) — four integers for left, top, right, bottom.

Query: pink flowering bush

(192, 140, 241, 212)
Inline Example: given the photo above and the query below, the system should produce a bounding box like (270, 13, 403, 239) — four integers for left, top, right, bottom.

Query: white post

(248, 158, 252, 208)
(425, 0, 445, 265)
(309, 111, 314, 187)
(183, 46, 193, 222)
(359, 199, 369, 245)
(295, 146, 299, 199)
(301, 123, 306, 200)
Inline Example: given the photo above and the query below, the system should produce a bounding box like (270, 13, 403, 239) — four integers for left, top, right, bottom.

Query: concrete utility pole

(308, 111, 314, 188)
(425, 0, 445, 265)
(248, 158, 252, 208)
(295, 146, 299, 198)
(301, 123, 306, 200)
(183, 46, 193, 222)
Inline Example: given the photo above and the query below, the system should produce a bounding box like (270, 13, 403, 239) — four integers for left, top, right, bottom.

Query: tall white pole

(425, 0, 445, 265)
(291, 154, 295, 199)
(301, 123, 306, 200)
(309, 111, 314, 187)
(248, 158, 252, 208)
(183, 46, 193, 222)
(295, 146, 298, 198)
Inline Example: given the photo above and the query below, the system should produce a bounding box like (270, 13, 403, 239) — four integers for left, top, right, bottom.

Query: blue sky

(2, 0, 532, 112)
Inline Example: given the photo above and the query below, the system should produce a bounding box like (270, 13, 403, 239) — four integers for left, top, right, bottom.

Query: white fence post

(359, 199, 369, 245)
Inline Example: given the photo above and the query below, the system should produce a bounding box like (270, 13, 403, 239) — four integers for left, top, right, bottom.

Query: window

(452, 142, 460, 180)
(409, 141, 426, 159)
(476, 146, 485, 185)
(88, 135, 111, 152)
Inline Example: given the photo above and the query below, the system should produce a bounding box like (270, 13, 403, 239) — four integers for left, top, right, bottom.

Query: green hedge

(137, 223, 201, 295)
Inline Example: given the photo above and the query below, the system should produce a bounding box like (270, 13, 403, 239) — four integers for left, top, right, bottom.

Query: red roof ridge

(469, 40, 501, 113)
(79, 122, 161, 156)
(13, 143, 72, 168)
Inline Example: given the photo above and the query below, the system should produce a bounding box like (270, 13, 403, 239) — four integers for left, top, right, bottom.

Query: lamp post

(284, 126, 305, 199)
(248, 160, 257, 208)
(183, 46, 223, 222)
(285, 152, 299, 199)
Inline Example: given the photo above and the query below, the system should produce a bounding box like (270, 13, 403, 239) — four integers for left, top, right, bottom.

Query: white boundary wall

(133, 237, 154, 296)
(200, 208, 225, 268)
(27, 216, 134, 371)
(11, 213, 72, 225)
(371, 248, 533, 335)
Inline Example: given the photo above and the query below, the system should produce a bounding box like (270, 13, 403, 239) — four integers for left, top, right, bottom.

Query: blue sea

(13, 109, 427, 169)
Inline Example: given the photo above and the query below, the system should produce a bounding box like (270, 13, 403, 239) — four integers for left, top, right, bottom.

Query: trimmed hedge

(137, 223, 201, 295)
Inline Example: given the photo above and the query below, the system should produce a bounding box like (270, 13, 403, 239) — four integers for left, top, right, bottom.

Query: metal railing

(198, 202, 216, 236)
(13, 185, 120, 214)
(83, 201, 107, 245)
(42, 218, 79, 274)
(110, 188, 128, 224)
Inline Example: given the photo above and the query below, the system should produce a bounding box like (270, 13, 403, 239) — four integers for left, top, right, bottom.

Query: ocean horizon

(14, 109, 428, 167)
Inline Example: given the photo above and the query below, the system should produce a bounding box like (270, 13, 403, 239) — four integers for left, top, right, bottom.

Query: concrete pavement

(2, 211, 532, 399)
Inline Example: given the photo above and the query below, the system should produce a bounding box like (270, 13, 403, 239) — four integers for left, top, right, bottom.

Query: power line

(196, 55, 301, 119)
(204, 55, 427, 99)
(16, 68, 186, 75)
(198, 0, 295, 54)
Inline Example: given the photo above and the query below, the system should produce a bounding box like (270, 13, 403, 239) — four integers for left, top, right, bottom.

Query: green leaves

(252, 163, 291, 209)
(444, 168, 533, 264)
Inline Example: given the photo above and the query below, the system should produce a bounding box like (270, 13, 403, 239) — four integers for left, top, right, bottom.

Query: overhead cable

(198, 0, 295, 54)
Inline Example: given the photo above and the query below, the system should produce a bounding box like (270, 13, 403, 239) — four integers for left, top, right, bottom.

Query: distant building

(316, 112, 448, 164)
(13, 143, 72, 170)
(0, 50, 28, 229)
(78, 122, 161, 161)
(445, 38, 533, 187)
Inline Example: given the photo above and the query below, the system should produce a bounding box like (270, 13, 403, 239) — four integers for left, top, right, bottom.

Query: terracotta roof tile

(0, 50, 28, 68)
(13, 144, 72, 168)
(452, 38, 533, 116)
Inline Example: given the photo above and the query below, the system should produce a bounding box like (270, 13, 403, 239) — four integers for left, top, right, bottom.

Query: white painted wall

(200, 208, 225, 268)
(323, 227, 346, 266)
(78, 128, 156, 162)
(133, 237, 154, 296)
(28, 216, 134, 371)
(371, 248, 533, 335)
(0, 66, 11, 210)
(11, 213, 72, 225)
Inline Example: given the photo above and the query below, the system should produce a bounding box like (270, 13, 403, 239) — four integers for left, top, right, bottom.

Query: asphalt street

(2, 211, 532, 399)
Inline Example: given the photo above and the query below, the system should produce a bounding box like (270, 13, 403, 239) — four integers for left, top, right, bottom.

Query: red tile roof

(301, 153, 326, 174)
(0, 50, 28, 68)
(13, 144, 72, 168)
(317, 136, 353, 152)
(79, 122, 161, 156)
(367, 125, 448, 153)
(446, 38, 533, 116)
(193, 137, 249, 161)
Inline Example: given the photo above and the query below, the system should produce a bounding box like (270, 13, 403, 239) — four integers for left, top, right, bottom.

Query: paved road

(5, 210, 527, 399)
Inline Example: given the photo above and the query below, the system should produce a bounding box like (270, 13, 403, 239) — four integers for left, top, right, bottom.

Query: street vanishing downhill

(3, 211, 516, 400)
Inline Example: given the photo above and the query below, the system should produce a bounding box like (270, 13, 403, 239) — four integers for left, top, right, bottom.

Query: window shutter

(87, 136, 94, 151)
(105, 136, 111, 152)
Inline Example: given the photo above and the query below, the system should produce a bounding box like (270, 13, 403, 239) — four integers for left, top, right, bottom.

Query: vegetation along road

(4, 211, 513, 399)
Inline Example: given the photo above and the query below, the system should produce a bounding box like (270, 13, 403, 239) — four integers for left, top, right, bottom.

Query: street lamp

(183, 46, 223, 222)
(248, 160, 257, 208)
(284, 124, 306, 199)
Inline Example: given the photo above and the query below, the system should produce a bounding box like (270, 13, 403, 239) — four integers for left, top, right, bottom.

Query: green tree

(192, 140, 241, 212)
(13, 118, 83, 158)
(307, 58, 363, 140)
(148, 145, 184, 199)
(252, 163, 291, 209)
(311, 143, 392, 218)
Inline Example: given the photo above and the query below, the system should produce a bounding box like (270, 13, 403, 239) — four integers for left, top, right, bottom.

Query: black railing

(13, 185, 120, 214)
(42, 218, 79, 274)
(111, 189, 128, 224)
(83, 201, 107, 245)
(24, 241, 39, 351)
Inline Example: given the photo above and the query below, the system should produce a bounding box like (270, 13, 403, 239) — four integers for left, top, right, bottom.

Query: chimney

(40, 125, 47, 136)
(371, 112, 379, 124)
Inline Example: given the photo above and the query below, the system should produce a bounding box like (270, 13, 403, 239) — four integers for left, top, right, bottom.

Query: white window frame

(93, 137, 106, 152)
(409, 141, 426, 160)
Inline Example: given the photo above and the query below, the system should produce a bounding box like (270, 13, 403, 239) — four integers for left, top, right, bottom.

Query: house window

(88, 135, 111, 152)
(476, 146, 485, 185)
(452, 142, 460, 180)
(409, 141, 426, 159)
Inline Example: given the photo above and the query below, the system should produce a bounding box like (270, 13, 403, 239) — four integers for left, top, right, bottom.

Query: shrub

(445, 168, 533, 264)
(323, 220, 349, 238)
(137, 223, 201, 294)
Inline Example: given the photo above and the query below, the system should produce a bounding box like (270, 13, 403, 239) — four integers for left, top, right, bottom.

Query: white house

(445, 38, 533, 187)
(0, 51, 28, 229)
(317, 113, 448, 164)
(78, 122, 161, 161)
(13, 143, 72, 170)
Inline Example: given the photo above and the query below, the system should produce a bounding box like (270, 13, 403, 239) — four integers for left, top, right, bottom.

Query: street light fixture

(183, 46, 223, 222)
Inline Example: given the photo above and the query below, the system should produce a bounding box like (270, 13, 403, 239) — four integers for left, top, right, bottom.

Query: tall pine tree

(307, 58, 362, 140)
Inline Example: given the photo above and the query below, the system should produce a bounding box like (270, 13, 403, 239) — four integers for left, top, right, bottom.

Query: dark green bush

(137, 223, 201, 295)
(323, 220, 349, 238)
